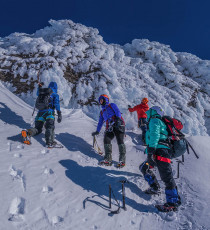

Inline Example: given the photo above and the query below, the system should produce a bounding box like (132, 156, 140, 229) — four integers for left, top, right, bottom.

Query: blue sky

(1, 0, 210, 60)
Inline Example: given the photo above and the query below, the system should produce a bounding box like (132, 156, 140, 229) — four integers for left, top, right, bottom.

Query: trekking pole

(32, 70, 41, 116)
(186, 139, 199, 159)
(110, 188, 121, 214)
(119, 180, 129, 211)
(32, 106, 36, 116)
(93, 136, 96, 148)
(176, 160, 184, 179)
(109, 184, 111, 209)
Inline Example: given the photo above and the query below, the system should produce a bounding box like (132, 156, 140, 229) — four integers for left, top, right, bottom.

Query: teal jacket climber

(145, 108, 169, 150)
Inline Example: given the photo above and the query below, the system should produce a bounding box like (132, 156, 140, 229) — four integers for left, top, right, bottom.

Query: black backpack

(35, 88, 53, 111)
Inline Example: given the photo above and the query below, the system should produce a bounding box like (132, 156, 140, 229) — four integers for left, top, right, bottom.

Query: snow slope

(0, 82, 210, 230)
(0, 19, 210, 135)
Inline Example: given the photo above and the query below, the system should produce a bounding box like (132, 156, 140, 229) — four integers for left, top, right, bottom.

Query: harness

(100, 104, 125, 131)
(154, 155, 171, 163)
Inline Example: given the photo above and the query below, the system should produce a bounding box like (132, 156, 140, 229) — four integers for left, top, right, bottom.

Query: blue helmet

(48, 82, 57, 93)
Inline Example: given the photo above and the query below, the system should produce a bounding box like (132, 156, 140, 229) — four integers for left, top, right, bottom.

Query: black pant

(104, 127, 125, 145)
(140, 148, 176, 190)
(29, 111, 55, 144)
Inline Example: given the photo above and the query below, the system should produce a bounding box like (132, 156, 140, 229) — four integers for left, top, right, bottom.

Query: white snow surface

(0, 82, 210, 230)
(0, 19, 210, 135)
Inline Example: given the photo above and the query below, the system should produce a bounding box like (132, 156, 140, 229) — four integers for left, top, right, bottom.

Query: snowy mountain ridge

(1, 79, 210, 230)
(0, 19, 210, 135)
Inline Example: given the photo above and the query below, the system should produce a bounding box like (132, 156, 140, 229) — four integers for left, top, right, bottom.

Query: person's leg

(103, 131, 114, 162)
(139, 118, 147, 144)
(45, 118, 55, 145)
(115, 129, 126, 163)
(155, 149, 180, 204)
(28, 112, 45, 136)
(139, 161, 160, 191)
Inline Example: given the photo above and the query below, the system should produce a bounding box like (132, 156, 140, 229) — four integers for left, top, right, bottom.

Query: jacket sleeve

(36, 88, 39, 96)
(96, 112, 104, 132)
(128, 105, 139, 113)
(54, 94, 61, 112)
(110, 103, 121, 118)
(148, 119, 161, 148)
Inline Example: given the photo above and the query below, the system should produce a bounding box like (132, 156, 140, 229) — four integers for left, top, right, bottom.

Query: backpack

(159, 116, 187, 159)
(35, 88, 53, 111)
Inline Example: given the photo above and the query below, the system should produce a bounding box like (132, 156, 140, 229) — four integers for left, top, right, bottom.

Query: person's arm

(128, 105, 139, 113)
(110, 103, 121, 118)
(96, 112, 105, 132)
(54, 94, 61, 112)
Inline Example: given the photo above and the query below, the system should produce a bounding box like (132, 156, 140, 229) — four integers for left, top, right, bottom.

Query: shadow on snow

(59, 159, 157, 214)
(56, 132, 102, 161)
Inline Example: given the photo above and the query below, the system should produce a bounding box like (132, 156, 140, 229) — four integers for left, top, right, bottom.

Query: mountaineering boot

(99, 160, 113, 166)
(21, 129, 31, 145)
(100, 144, 112, 166)
(118, 144, 126, 164)
(144, 182, 160, 195)
(116, 161, 126, 168)
(46, 141, 57, 148)
(155, 201, 181, 212)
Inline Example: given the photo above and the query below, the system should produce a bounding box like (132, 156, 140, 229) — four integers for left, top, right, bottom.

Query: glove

(128, 105, 131, 109)
(57, 111, 62, 123)
(92, 131, 99, 136)
(146, 147, 156, 167)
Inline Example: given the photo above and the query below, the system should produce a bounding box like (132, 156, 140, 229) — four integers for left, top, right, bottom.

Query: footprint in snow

(13, 153, 22, 158)
(8, 197, 25, 222)
(41, 149, 50, 155)
(9, 165, 26, 192)
(51, 216, 63, 226)
(17, 144, 24, 150)
(42, 186, 53, 193)
(43, 168, 54, 175)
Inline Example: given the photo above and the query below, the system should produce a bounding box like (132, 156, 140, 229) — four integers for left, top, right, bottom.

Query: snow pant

(138, 118, 147, 142)
(140, 148, 179, 204)
(103, 127, 126, 163)
(28, 111, 55, 144)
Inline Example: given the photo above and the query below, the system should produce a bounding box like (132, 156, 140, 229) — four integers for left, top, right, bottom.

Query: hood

(48, 82, 57, 93)
(98, 95, 109, 107)
(146, 108, 161, 121)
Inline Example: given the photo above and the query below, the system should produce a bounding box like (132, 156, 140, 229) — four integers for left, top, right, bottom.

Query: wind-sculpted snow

(0, 19, 210, 135)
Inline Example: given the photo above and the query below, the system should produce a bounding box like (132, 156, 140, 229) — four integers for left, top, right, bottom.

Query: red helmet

(100, 94, 109, 100)
(142, 97, 149, 104)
